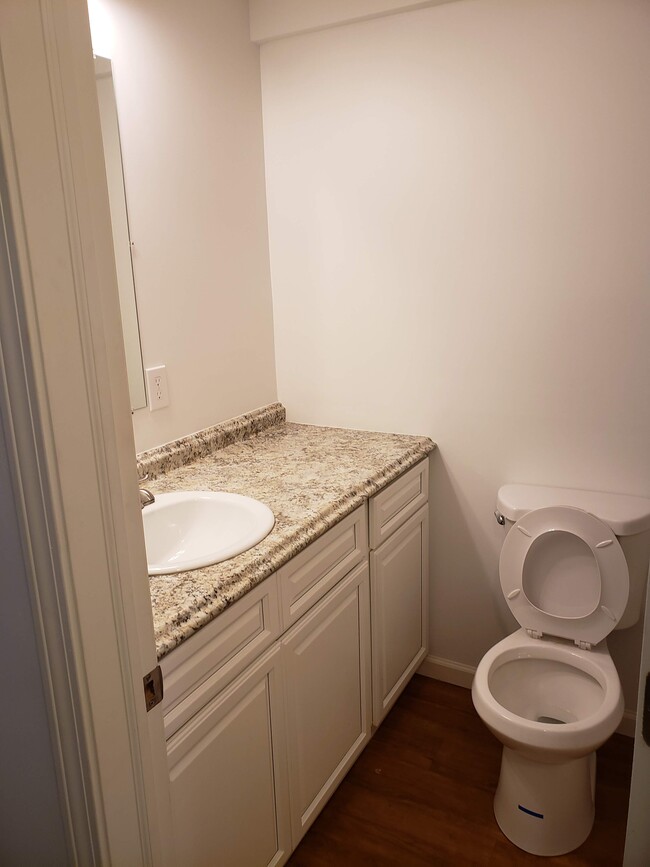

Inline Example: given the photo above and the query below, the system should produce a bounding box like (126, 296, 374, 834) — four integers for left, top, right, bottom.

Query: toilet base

(494, 746, 596, 857)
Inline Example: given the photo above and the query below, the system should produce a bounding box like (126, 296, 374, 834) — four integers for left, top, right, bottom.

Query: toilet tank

(496, 484, 650, 629)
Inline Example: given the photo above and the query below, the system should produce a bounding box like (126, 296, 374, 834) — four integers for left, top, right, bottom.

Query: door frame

(624, 581, 650, 864)
(0, 0, 170, 862)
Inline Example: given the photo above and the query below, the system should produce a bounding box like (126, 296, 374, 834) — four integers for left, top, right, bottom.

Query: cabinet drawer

(160, 573, 281, 738)
(369, 458, 429, 549)
(279, 505, 367, 630)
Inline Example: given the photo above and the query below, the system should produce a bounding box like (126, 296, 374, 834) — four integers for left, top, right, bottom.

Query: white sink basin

(143, 491, 275, 575)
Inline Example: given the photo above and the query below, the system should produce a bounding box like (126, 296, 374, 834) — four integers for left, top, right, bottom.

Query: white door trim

(0, 0, 171, 862)
(624, 574, 650, 864)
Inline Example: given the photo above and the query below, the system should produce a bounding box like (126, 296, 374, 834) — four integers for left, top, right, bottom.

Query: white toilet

(472, 484, 650, 857)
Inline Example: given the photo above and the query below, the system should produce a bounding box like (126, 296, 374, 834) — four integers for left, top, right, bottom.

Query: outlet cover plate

(145, 365, 170, 411)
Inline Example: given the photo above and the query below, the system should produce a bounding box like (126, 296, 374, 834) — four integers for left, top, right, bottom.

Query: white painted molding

(249, 0, 456, 43)
(0, 5, 98, 859)
(418, 655, 636, 738)
(0, 0, 173, 861)
(418, 654, 476, 689)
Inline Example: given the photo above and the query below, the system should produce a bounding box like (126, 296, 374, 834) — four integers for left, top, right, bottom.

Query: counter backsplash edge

(136, 402, 287, 480)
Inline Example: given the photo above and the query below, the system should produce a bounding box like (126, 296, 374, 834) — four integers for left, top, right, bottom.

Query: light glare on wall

(87, 0, 114, 58)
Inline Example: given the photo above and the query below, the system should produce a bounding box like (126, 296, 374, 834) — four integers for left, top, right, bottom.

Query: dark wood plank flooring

(288, 676, 633, 866)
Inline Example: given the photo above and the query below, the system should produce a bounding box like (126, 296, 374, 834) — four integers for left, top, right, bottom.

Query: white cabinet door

(282, 561, 371, 847)
(370, 504, 429, 726)
(166, 644, 291, 867)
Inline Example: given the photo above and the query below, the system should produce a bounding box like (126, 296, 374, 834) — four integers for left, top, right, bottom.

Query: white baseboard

(417, 654, 636, 738)
(418, 654, 475, 689)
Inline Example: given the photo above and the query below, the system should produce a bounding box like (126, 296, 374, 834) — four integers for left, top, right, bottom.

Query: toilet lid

(500, 506, 629, 647)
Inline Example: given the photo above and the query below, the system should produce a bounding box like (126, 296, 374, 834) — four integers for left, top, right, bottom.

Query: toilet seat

(500, 506, 629, 648)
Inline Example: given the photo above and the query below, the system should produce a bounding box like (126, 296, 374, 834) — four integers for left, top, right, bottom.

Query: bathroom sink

(143, 491, 275, 575)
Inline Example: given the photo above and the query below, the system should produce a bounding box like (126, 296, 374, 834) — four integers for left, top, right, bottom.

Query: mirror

(94, 55, 147, 411)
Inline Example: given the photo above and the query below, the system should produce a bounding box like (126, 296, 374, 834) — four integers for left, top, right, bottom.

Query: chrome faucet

(138, 473, 155, 509)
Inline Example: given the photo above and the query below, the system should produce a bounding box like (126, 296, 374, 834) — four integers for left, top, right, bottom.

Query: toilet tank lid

(497, 484, 650, 535)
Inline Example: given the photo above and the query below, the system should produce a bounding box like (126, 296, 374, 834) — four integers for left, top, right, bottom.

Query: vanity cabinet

(278, 506, 366, 630)
(160, 575, 282, 739)
(159, 461, 430, 865)
(282, 561, 371, 845)
(369, 459, 429, 725)
(165, 643, 291, 867)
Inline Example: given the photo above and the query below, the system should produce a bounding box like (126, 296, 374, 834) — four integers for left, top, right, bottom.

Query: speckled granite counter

(140, 404, 435, 660)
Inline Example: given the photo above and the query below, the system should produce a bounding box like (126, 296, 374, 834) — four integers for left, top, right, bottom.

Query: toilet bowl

(473, 630, 623, 762)
(472, 486, 650, 857)
(472, 630, 623, 856)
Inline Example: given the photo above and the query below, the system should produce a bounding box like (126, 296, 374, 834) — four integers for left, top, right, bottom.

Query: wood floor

(288, 676, 633, 866)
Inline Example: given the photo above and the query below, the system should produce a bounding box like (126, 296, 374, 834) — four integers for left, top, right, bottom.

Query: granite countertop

(141, 404, 435, 660)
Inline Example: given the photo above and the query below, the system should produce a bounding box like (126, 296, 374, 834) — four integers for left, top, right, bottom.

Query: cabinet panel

(161, 575, 281, 738)
(279, 505, 367, 630)
(282, 561, 371, 846)
(370, 505, 429, 725)
(166, 644, 290, 867)
(369, 458, 428, 549)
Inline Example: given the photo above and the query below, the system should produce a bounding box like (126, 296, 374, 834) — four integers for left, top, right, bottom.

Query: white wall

(249, 0, 453, 43)
(92, 0, 277, 452)
(261, 0, 650, 710)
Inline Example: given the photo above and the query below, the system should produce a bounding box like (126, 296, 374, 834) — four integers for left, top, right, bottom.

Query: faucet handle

(138, 472, 149, 485)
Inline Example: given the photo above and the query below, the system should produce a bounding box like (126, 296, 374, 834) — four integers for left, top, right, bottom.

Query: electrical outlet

(146, 365, 170, 411)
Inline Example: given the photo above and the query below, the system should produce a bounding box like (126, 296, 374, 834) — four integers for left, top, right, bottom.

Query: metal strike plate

(641, 671, 650, 747)
(143, 665, 164, 712)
